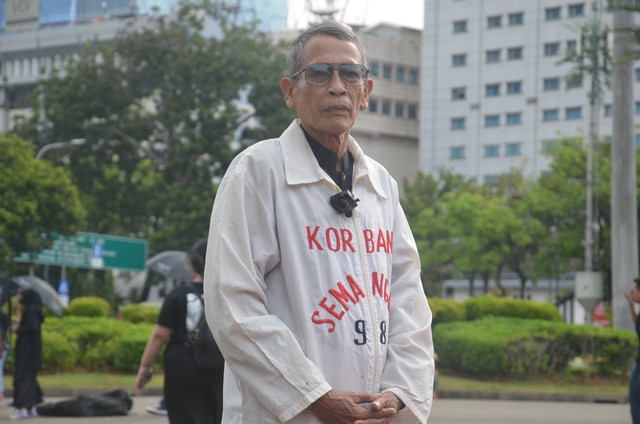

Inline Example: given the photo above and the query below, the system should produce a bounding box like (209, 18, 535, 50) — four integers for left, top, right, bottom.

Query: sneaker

(146, 405, 168, 416)
(28, 408, 38, 418)
(9, 408, 28, 420)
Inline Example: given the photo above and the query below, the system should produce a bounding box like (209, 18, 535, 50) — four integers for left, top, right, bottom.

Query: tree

(16, 3, 294, 257)
(0, 134, 86, 269)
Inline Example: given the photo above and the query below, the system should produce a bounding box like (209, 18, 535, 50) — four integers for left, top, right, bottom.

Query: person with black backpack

(136, 238, 224, 424)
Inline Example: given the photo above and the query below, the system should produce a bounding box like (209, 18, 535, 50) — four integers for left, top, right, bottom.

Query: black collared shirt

(301, 127, 354, 191)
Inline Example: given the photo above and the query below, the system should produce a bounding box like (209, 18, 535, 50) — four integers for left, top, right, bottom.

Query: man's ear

(359, 79, 373, 110)
(280, 77, 296, 109)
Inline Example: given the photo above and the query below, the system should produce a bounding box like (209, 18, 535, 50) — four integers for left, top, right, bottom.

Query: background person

(204, 20, 434, 424)
(0, 307, 10, 401)
(11, 288, 44, 420)
(136, 239, 223, 424)
(625, 277, 640, 424)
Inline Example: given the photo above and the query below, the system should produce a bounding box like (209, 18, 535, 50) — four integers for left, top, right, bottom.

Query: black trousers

(12, 371, 43, 409)
(164, 354, 224, 424)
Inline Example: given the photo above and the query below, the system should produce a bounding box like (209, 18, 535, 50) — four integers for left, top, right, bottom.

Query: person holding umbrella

(136, 239, 224, 424)
(11, 288, 45, 419)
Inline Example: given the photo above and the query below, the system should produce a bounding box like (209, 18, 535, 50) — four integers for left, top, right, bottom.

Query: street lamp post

(35, 138, 86, 160)
(34, 138, 86, 286)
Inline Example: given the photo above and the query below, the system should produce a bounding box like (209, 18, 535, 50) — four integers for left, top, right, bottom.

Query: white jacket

(204, 120, 434, 423)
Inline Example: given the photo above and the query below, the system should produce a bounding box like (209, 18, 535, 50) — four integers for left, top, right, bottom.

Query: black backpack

(185, 285, 225, 370)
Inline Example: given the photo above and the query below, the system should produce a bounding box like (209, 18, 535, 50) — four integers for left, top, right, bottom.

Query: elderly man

(204, 20, 434, 424)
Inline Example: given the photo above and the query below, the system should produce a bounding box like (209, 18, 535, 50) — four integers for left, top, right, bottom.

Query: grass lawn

(438, 373, 628, 395)
(3, 372, 627, 395)
(4, 372, 164, 391)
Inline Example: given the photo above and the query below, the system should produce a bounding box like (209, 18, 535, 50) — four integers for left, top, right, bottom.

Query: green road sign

(14, 232, 148, 272)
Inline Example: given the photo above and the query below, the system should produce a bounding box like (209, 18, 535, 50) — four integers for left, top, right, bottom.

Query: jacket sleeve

(203, 155, 331, 422)
(380, 199, 435, 424)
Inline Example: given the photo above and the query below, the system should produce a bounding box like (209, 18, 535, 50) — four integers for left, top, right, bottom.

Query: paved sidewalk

(0, 395, 166, 423)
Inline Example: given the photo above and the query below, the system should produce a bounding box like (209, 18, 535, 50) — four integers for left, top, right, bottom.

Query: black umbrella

(10, 275, 64, 317)
(146, 251, 192, 283)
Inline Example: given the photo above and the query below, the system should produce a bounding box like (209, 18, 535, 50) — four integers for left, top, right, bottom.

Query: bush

(428, 297, 465, 326)
(464, 295, 562, 322)
(42, 331, 81, 371)
(66, 296, 113, 317)
(119, 303, 160, 324)
(433, 317, 636, 379)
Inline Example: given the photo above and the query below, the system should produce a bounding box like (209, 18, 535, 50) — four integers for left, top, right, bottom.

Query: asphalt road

(0, 396, 630, 423)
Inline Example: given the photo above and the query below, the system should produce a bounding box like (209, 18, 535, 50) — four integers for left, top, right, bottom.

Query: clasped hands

(311, 389, 403, 424)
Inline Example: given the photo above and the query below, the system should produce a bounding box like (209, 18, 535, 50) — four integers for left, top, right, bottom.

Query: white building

(352, 23, 422, 195)
(420, 0, 638, 182)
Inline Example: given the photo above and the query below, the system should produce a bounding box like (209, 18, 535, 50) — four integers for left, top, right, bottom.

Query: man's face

(280, 34, 373, 142)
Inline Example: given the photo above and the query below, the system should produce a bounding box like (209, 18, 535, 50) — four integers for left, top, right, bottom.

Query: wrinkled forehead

(301, 35, 364, 66)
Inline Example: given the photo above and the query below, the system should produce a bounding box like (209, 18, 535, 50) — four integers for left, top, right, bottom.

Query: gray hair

(287, 20, 368, 77)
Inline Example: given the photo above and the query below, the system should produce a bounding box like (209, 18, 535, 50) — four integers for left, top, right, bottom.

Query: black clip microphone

(330, 190, 360, 217)
(329, 151, 359, 217)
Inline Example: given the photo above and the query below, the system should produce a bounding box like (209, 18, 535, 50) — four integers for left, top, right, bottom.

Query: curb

(437, 390, 627, 404)
(6, 388, 626, 404)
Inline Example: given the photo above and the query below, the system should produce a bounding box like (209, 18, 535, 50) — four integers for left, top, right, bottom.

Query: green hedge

(434, 317, 636, 379)
(5, 316, 160, 373)
(428, 297, 466, 326)
(463, 295, 563, 322)
(119, 303, 161, 324)
(66, 296, 113, 317)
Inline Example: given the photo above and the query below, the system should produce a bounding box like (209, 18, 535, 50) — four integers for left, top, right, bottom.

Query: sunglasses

(291, 63, 370, 87)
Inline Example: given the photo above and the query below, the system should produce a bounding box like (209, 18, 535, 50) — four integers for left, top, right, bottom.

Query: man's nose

(327, 69, 347, 94)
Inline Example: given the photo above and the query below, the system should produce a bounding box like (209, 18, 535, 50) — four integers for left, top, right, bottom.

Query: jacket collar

(281, 119, 387, 199)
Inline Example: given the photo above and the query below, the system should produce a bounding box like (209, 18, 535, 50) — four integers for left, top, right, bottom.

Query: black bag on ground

(36, 389, 133, 417)
(185, 284, 225, 370)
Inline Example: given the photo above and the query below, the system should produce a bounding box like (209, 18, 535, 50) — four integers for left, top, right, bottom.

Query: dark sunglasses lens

(339, 65, 367, 84)
(305, 64, 332, 83)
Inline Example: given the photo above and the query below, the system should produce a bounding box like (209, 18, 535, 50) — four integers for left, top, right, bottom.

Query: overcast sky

(288, 0, 425, 30)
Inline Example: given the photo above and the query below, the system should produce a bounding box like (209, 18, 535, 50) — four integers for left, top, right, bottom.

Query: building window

(453, 20, 468, 33)
(369, 98, 378, 113)
(507, 47, 523, 60)
(451, 117, 466, 130)
(543, 109, 559, 121)
(452, 87, 467, 100)
(382, 99, 391, 115)
(545, 7, 561, 20)
(636, 133, 640, 146)
(636, 68, 640, 82)
(507, 81, 522, 95)
(396, 66, 405, 83)
(485, 83, 500, 97)
(408, 103, 418, 119)
(450, 146, 465, 160)
(543, 77, 560, 91)
(567, 75, 583, 89)
(636, 101, 640, 114)
(566, 39, 577, 52)
(370, 62, 379, 77)
(544, 42, 561, 56)
(395, 102, 405, 118)
(485, 114, 500, 127)
(383, 64, 392, 80)
(565, 106, 582, 120)
(409, 68, 419, 84)
(453, 54, 467, 67)
(486, 49, 501, 63)
(505, 142, 522, 156)
(484, 144, 500, 157)
(508, 12, 524, 26)
(604, 104, 612, 117)
(487, 15, 502, 28)
(568, 3, 585, 17)
(506, 112, 522, 125)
